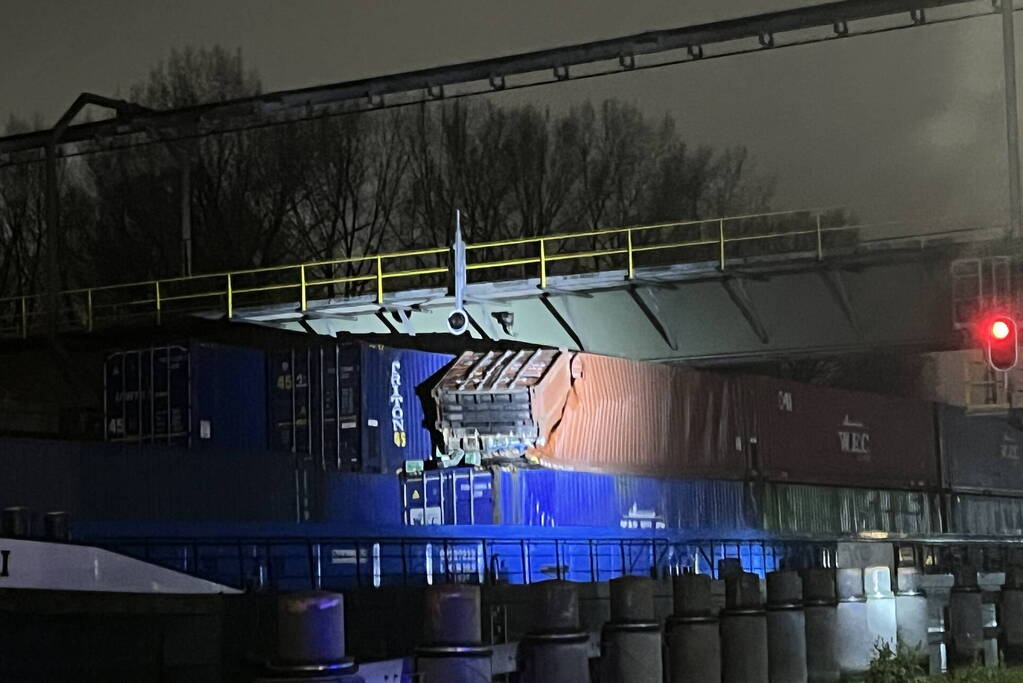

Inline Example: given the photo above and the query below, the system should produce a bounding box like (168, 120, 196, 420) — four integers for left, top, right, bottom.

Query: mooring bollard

(895, 566, 928, 669)
(865, 565, 897, 653)
(602, 575, 663, 683)
(416, 584, 492, 683)
(767, 570, 807, 683)
(947, 565, 984, 670)
(255, 591, 364, 682)
(835, 568, 872, 677)
(666, 573, 720, 683)
(721, 571, 768, 683)
(1001, 566, 1023, 666)
(519, 580, 589, 683)
(802, 568, 839, 683)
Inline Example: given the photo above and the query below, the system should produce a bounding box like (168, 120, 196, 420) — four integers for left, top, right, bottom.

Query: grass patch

(867, 641, 1023, 682)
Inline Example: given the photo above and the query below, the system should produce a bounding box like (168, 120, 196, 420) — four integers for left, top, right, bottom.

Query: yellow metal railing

(0, 206, 969, 338)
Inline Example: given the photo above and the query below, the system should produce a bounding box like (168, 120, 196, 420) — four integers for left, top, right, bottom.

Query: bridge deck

(0, 209, 1007, 362)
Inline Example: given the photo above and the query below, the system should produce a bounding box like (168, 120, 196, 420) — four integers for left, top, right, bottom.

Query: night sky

(0, 0, 1014, 224)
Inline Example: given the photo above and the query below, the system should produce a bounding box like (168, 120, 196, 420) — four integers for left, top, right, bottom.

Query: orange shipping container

(532, 353, 749, 479)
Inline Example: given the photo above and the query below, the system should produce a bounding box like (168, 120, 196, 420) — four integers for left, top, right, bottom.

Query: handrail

(0, 207, 999, 338)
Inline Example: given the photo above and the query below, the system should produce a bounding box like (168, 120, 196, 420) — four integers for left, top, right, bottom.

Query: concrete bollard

(895, 566, 928, 667)
(802, 568, 839, 683)
(1001, 567, 1023, 666)
(947, 566, 983, 670)
(835, 568, 872, 677)
(721, 572, 768, 683)
(666, 573, 720, 683)
(423, 583, 483, 645)
(416, 584, 492, 683)
(519, 580, 589, 683)
(602, 576, 662, 683)
(865, 565, 897, 654)
(767, 571, 807, 683)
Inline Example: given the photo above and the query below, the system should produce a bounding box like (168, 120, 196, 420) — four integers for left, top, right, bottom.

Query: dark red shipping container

(746, 376, 937, 489)
(534, 353, 748, 479)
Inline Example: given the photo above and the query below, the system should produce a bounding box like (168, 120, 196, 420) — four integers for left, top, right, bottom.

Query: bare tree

(0, 117, 46, 297)
(129, 46, 260, 108)
(564, 100, 654, 231)
(398, 101, 513, 245)
(3, 39, 777, 308)
(288, 111, 408, 297)
(77, 46, 282, 280)
(500, 106, 578, 239)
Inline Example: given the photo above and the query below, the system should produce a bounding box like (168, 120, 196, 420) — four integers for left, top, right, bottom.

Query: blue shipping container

(0, 437, 303, 525)
(402, 469, 494, 525)
(104, 342, 267, 452)
(496, 468, 756, 533)
(270, 342, 453, 472)
(402, 467, 755, 534)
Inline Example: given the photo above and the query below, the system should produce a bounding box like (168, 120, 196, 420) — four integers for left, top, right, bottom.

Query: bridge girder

(223, 244, 965, 364)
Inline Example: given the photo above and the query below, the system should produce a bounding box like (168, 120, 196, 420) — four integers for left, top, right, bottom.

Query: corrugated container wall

(534, 353, 748, 479)
(500, 468, 756, 531)
(939, 405, 1023, 494)
(747, 376, 937, 489)
(761, 483, 938, 537)
(399, 467, 944, 539)
(948, 494, 1023, 536)
(402, 468, 755, 533)
(104, 342, 267, 452)
(270, 342, 453, 472)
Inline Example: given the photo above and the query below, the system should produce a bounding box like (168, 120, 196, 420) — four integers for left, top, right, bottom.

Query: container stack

(268, 342, 452, 472)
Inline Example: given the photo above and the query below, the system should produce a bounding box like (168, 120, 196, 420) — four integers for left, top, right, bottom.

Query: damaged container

(432, 349, 573, 461)
(433, 350, 748, 478)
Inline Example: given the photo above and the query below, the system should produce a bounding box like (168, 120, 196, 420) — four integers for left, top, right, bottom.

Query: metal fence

(98, 535, 835, 591)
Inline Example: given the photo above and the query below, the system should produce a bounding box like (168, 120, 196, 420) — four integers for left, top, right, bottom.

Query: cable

(0, 5, 1004, 170)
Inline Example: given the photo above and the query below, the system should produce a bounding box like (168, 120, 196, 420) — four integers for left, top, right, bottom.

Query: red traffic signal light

(986, 315, 1019, 371)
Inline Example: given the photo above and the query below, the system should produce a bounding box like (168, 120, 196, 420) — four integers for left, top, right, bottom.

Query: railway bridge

(0, 208, 1012, 364)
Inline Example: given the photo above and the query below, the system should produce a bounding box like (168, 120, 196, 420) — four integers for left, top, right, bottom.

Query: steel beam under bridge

(222, 232, 991, 364)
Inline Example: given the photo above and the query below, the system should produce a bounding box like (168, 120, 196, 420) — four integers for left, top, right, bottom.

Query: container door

(360, 345, 454, 474)
(105, 345, 189, 444)
(104, 351, 127, 441)
(338, 344, 363, 472)
(402, 472, 442, 525)
(105, 349, 145, 442)
(152, 346, 189, 445)
(269, 350, 295, 451)
(318, 344, 341, 470)
(190, 344, 268, 451)
(269, 349, 312, 455)
(452, 469, 493, 525)
(293, 350, 312, 455)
